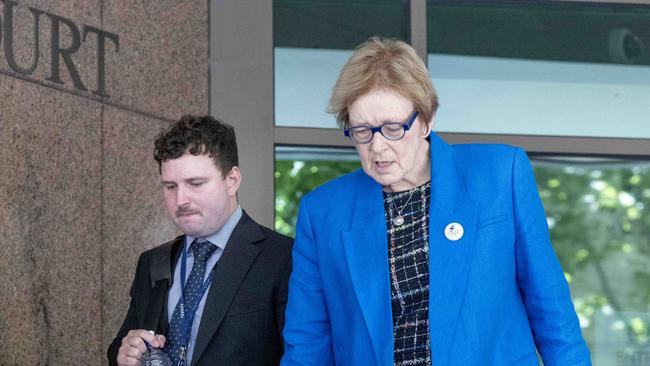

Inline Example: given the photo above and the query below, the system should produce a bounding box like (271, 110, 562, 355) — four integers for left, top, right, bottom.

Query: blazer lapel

(341, 174, 394, 366)
(426, 134, 478, 365)
(191, 212, 264, 366)
(147, 236, 183, 334)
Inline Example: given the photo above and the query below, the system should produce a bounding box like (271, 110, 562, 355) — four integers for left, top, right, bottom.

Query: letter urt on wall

(0, 0, 119, 98)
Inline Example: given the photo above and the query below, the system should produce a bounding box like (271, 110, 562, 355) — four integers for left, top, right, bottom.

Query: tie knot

(191, 239, 217, 263)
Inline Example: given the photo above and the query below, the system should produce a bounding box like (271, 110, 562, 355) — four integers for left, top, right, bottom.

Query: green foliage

(275, 159, 360, 237)
(533, 161, 650, 346)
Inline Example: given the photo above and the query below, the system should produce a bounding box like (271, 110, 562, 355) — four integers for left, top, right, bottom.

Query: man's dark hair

(154, 115, 239, 177)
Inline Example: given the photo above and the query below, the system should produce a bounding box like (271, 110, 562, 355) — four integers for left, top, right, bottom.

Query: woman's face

(348, 89, 432, 192)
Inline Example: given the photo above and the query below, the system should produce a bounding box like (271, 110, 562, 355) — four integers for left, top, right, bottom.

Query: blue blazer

(281, 134, 591, 366)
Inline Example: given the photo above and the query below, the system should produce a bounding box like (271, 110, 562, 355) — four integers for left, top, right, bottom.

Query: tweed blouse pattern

(383, 181, 431, 366)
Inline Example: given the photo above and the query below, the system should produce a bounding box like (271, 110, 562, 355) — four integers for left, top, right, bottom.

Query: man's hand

(116, 329, 166, 366)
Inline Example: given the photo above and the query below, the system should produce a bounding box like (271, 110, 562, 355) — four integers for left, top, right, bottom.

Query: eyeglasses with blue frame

(344, 111, 419, 144)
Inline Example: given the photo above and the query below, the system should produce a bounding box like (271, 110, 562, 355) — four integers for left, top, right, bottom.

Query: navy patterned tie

(165, 239, 217, 365)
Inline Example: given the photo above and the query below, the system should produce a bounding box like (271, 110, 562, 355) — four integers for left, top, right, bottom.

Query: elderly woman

(281, 38, 591, 366)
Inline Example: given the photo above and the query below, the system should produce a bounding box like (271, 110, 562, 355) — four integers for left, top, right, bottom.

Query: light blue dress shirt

(167, 205, 242, 364)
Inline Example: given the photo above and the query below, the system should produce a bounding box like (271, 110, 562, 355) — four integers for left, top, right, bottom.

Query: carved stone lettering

(45, 12, 87, 91)
(2, 0, 42, 75)
(83, 25, 119, 97)
(0, 1, 120, 97)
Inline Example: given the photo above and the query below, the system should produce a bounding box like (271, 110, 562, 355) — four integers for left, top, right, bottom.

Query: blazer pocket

(477, 214, 511, 233)
(225, 301, 267, 317)
(508, 352, 539, 365)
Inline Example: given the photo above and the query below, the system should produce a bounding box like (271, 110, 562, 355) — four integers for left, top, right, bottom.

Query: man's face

(161, 153, 240, 237)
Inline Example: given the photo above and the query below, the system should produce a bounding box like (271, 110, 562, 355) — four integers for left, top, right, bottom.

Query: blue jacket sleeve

(512, 148, 592, 365)
(281, 198, 335, 366)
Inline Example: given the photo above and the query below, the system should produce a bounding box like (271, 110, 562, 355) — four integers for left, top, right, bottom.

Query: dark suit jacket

(108, 211, 293, 366)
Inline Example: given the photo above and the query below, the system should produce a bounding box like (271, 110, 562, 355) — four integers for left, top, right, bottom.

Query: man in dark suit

(108, 115, 292, 366)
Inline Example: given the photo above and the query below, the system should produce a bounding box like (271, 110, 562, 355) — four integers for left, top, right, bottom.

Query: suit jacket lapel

(341, 135, 479, 365)
(191, 212, 264, 366)
(342, 174, 394, 366)
(147, 236, 183, 334)
(426, 134, 478, 365)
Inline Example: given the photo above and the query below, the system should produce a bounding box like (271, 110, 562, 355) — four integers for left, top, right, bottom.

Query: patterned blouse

(383, 181, 432, 366)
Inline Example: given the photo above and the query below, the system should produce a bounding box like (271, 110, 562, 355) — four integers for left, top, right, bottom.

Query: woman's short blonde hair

(328, 37, 439, 129)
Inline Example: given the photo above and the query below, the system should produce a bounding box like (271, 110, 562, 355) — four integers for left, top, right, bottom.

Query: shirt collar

(184, 205, 243, 256)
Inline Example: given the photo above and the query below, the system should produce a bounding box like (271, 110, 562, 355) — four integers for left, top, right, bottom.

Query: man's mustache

(176, 207, 199, 216)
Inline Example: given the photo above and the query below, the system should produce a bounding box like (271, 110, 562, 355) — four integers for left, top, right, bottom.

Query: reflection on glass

(533, 157, 650, 365)
(426, 1, 650, 138)
(274, 0, 410, 127)
(275, 146, 650, 365)
(275, 146, 359, 235)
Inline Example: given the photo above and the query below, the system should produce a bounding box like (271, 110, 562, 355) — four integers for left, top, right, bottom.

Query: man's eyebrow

(161, 177, 208, 185)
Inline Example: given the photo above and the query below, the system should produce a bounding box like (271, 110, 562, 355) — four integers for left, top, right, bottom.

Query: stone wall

(0, 1, 209, 364)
